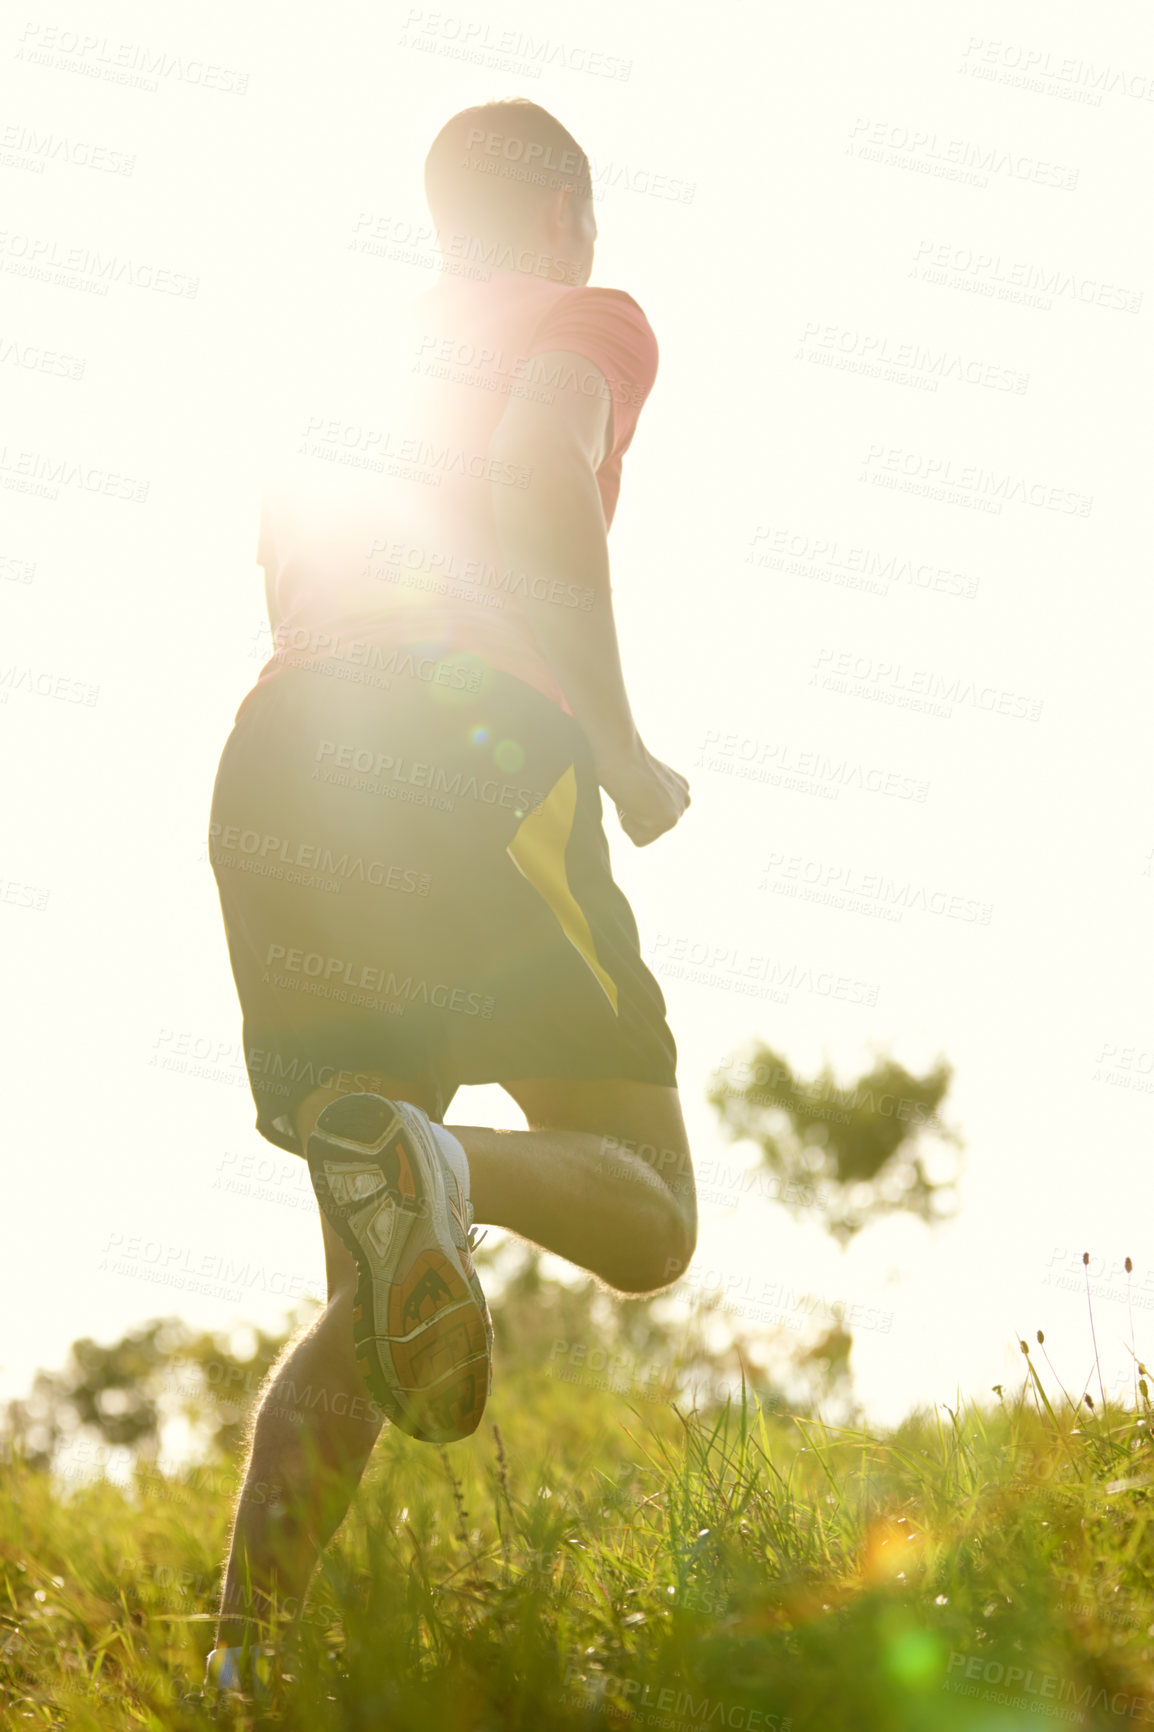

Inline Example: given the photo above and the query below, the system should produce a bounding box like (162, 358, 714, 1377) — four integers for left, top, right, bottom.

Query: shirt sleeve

(523, 287, 659, 461)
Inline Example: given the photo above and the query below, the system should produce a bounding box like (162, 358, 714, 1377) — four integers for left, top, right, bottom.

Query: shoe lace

(447, 1185, 486, 1257)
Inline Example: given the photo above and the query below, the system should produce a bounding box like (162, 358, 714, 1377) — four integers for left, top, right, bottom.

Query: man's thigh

(500, 1077, 697, 1234)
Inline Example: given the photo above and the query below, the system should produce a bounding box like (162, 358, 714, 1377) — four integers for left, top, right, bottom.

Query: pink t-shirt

(240, 271, 659, 720)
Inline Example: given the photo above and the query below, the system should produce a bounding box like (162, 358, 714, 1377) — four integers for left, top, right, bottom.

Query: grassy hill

(3, 1271, 1154, 1728)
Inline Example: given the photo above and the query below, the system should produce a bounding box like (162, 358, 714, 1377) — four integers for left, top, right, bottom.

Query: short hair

(424, 100, 593, 240)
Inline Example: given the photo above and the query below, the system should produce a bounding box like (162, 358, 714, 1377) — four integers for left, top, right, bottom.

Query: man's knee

(611, 1196, 697, 1296)
(662, 1204, 697, 1287)
(594, 1127, 697, 1293)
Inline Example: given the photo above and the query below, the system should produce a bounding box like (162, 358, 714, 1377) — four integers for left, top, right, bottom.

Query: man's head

(425, 100, 597, 285)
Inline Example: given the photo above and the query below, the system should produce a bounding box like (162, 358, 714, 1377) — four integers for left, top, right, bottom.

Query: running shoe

(306, 1094, 493, 1442)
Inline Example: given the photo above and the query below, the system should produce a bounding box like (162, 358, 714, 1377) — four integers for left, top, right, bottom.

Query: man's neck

(437, 229, 584, 287)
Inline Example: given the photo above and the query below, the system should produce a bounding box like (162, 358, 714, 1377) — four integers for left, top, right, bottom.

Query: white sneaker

(306, 1094, 493, 1442)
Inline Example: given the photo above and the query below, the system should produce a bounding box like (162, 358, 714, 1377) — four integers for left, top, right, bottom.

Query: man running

(205, 98, 696, 1692)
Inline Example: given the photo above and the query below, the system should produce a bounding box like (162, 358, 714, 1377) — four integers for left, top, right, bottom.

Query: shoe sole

(306, 1094, 492, 1443)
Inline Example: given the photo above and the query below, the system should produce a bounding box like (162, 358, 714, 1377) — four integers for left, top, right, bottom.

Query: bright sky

(3, 0, 1151, 1445)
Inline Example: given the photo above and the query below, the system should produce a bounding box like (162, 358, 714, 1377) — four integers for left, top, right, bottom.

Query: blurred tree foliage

(1, 1307, 316, 1471)
(707, 1042, 962, 1245)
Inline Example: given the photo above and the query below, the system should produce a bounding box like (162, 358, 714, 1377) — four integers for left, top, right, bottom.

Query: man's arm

(489, 350, 634, 762)
(489, 350, 688, 846)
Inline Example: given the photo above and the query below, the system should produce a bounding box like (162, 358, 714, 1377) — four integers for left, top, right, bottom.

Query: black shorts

(208, 658, 678, 1155)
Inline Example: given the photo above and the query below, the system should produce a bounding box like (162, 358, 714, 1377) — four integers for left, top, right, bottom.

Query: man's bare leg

(214, 1070, 438, 1652)
(463, 1078, 697, 1294)
(214, 1073, 696, 1649)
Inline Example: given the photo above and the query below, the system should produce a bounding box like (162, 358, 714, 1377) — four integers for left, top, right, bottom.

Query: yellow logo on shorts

(505, 764, 619, 1015)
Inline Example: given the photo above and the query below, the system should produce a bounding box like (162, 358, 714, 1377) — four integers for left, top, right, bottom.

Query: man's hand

(598, 738, 690, 847)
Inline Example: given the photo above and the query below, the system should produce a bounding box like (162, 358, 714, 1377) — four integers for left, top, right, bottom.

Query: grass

(3, 1296, 1154, 1729)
